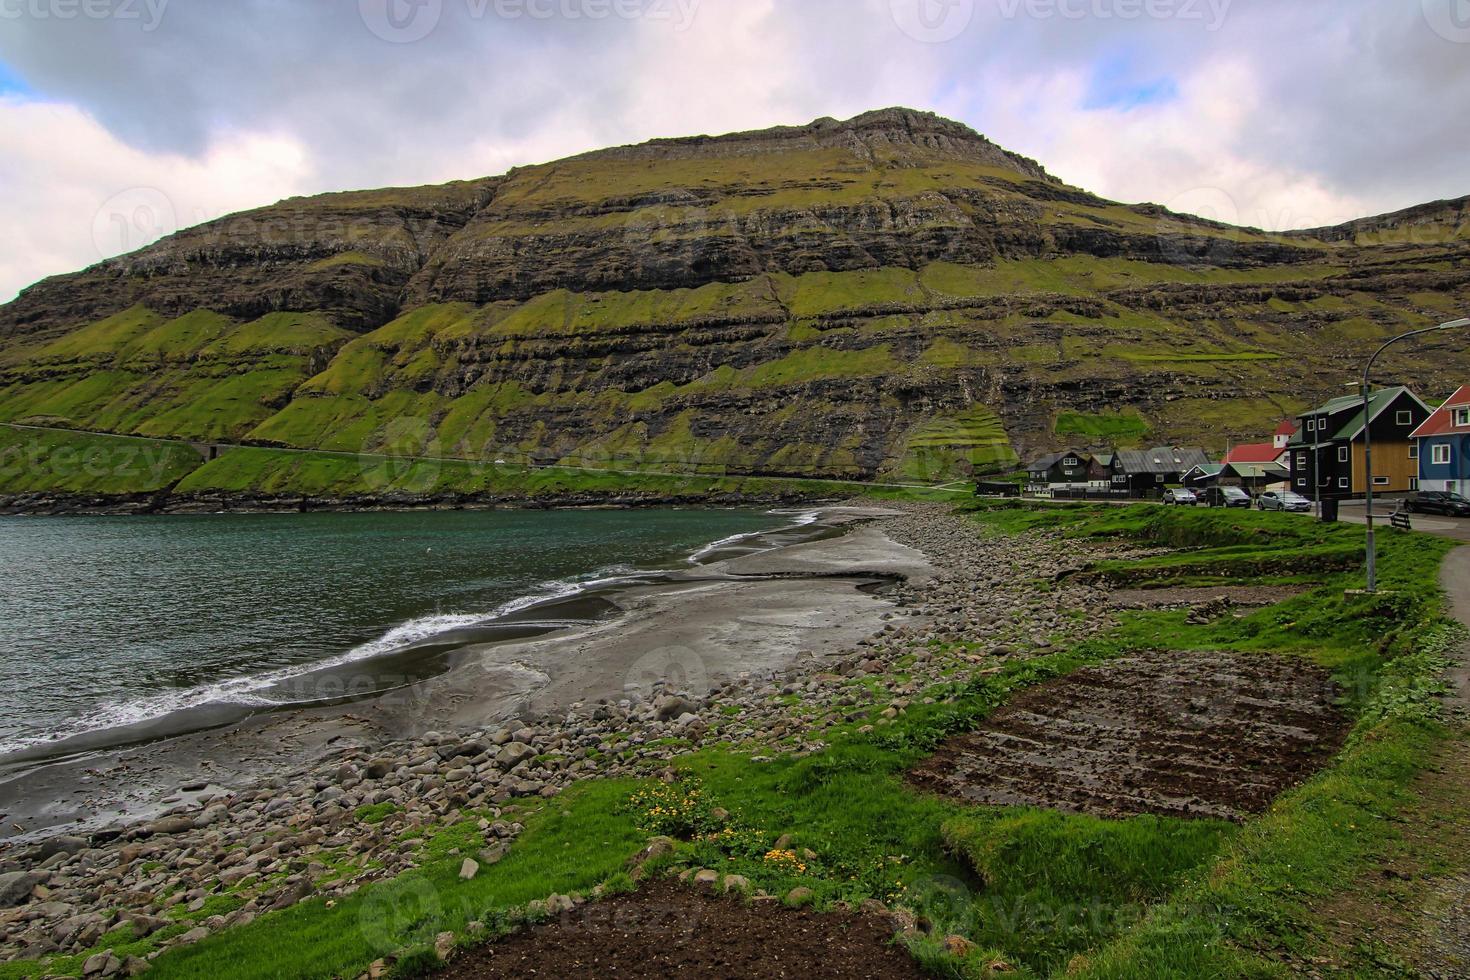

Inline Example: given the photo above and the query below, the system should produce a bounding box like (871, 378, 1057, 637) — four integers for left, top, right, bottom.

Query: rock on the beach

(82, 950, 122, 976)
(194, 804, 228, 828)
(145, 816, 195, 837)
(0, 870, 43, 907)
(34, 835, 88, 860)
(268, 879, 312, 911)
(176, 926, 210, 946)
(654, 695, 696, 721)
(496, 742, 536, 768)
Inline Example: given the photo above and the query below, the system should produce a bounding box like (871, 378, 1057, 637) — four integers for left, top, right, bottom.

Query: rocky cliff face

(2, 108, 1468, 499)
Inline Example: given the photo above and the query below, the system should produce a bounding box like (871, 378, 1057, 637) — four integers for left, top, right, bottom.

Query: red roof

(1410, 385, 1470, 439)
(1273, 420, 1297, 437)
(1224, 442, 1283, 464)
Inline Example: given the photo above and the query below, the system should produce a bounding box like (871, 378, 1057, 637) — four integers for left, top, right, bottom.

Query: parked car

(1257, 490, 1311, 513)
(1199, 486, 1252, 509)
(1405, 490, 1470, 517)
(1161, 488, 1198, 506)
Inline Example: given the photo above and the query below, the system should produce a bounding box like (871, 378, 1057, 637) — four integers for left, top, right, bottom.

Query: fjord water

(0, 508, 789, 757)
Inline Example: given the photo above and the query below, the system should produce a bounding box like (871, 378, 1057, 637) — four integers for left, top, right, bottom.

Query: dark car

(1199, 486, 1252, 509)
(1405, 490, 1470, 516)
(1257, 490, 1312, 513)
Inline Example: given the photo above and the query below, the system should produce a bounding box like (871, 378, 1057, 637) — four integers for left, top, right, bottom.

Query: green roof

(1228, 462, 1289, 480)
(1328, 386, 1414, 441)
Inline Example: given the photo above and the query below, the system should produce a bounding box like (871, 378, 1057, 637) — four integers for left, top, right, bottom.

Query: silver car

(1257, 490, 1311, 513)
(1162, 488, 1198, 506)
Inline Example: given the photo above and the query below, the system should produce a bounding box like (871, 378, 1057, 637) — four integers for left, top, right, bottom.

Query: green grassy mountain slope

(2, 108, 1468, 504)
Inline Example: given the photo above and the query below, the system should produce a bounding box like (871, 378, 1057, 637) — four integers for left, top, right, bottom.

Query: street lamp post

(1361, 317, 1470, 593)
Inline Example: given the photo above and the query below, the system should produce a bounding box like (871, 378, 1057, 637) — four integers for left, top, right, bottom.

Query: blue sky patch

(1082, 54, 1178, 112)
(0, 60, 31, 97)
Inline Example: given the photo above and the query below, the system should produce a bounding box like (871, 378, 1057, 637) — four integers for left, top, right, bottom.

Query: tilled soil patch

(437, 879, 925, 979)
(909, 649, 1349, 821)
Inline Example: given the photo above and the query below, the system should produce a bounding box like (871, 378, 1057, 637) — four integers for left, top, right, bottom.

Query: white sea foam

(686, 507, 822, 563)
(0, 577, 598, 758)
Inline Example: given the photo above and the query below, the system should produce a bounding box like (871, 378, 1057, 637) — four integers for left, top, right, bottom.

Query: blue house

(1412, 385, 1470, 495)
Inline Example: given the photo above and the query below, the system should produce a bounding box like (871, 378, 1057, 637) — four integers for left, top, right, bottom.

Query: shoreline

(0, 504, 927, 844)
(0, 503, 836, 765)
(0, 487, 851, 518)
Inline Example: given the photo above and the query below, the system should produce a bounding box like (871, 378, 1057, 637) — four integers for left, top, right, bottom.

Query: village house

(1109, 446, 1213, 496)
(1287, 386, 1432, 497)
(1182, 460, 1290, 494)
(1025, 449, 1112, 491)
(1411, 384, 1470, 496)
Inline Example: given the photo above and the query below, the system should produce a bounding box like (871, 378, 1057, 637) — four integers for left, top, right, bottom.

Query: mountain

(1, 108, 1468, 508)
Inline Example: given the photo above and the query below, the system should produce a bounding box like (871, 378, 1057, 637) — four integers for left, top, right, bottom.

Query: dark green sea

(0, 507, 804, 758)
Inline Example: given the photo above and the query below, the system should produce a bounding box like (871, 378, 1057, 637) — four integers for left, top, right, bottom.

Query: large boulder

(653, 695, 696, 721)
(0, 870, 43, 907)
(495, 742, 536, 769)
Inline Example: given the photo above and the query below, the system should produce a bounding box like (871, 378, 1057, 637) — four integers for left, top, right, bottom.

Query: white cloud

(984, 59, 1373, 230)
(0, 96, 314, 301)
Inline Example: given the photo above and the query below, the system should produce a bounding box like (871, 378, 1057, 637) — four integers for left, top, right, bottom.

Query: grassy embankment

(0, 426, 203, 495)
(4, 503, 1455, 980)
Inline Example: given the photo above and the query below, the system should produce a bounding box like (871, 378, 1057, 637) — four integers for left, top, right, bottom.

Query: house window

(1339, 477, 1350, 489)
(1434, 444, 1452, 465)
(1410, 444, 1419, 459)
(1338, 446, 1349, 462)
(1374, 476, 1390, 486)
(1297, 478, 1307, 487)
(1410, 478, 1419, 491)
(1063, 457, 1078, 466)
(1296, 453, 1307, 467)
(1306, 419, 1316, 432)
(1456, 408, 1470, 427)
(1397, 410, 1413, 426)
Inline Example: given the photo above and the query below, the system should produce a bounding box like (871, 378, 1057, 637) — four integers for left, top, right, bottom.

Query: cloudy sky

(1, 0, 1467, 301)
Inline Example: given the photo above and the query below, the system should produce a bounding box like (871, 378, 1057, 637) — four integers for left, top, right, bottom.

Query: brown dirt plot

(909, 649, 1350, 822)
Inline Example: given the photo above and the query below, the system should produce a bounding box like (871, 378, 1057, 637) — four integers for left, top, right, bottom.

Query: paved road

(1335, 499, 1470, 543)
